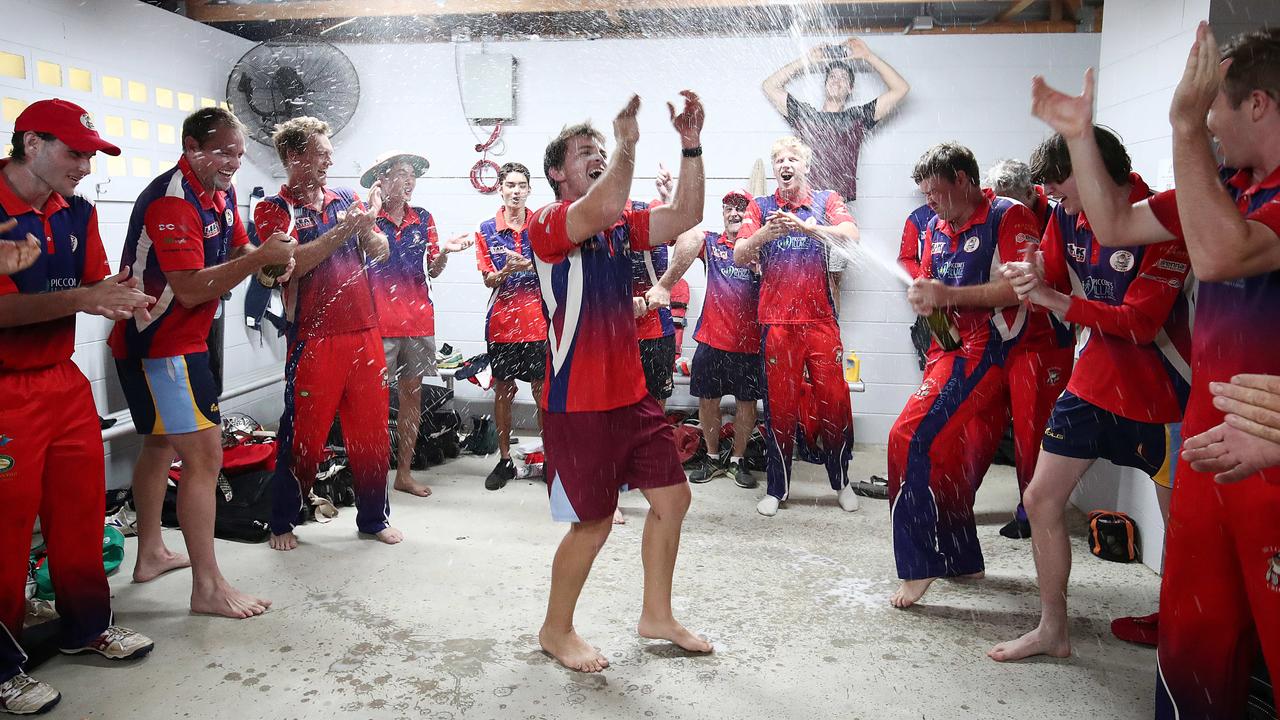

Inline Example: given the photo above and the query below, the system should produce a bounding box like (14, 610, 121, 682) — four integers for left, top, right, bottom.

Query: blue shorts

(1041, 391, 1172, 484)
(689, 343, 764, 401)
(116, 352, 220, 436)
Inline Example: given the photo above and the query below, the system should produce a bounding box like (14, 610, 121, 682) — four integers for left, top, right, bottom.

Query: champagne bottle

(926, 308, 961, 352)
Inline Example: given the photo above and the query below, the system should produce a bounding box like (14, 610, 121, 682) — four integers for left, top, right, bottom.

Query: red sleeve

(475, 230, 496, 274)
(0, 274, 15, 294)
(897, 217, 922, 279)
(997, 202, 1041, 264)
(824, 193, 855, 226)
(1246, 195, 1280, 237)
(1038, 219, 1071, 293)
(83, 207, 110, 284)
(626, 207, 652, 251)
(425, 213, 440, 265)
(228, 203, 249, 249)
(1063, 240, 1192, 344)
(1147, 189, 1182, 238)
(253, 201, 293, 241)
(145, 197, 206, 272)
(737, 200, 764, 240)
(530, 202, 573, 263)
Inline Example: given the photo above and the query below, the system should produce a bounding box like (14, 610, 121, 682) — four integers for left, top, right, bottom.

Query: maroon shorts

(543, 395, 686, 523)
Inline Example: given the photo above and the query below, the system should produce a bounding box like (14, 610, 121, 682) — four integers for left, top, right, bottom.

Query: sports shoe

(687, 455, 717, 484)
(999, 518, 1032, 539)
(105, 505, 137, 537)
(1111, 612, 1159, 646)
(837, 483, 860, 512)
(756, 495, 780, 517)
(59, 625, 154, 661)
(485, 458, 516, 491)
(0, 672, 59, 715)
(725, 460, 757, 489)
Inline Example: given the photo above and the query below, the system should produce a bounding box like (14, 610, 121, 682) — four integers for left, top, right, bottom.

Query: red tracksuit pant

(270, 329, 391, 536)
(760, 320, 854, 501)
(0, 361, 112, 681)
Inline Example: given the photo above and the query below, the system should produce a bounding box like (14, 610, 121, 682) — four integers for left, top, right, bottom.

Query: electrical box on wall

(461, 53, 515, 122)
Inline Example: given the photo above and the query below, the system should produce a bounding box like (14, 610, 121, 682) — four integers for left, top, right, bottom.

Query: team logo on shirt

(931, 241, 946, 255)
(1156, 259, 1188, 273)
(914, 378, 936, 399)
(1066, 243, 1087, 263)
(68, 234, 79, 253)
(203, 222, 220, 238)
(962, 236, 981, 253)
(0, 455, 13, 474)
(296, 216, 316, 230)
(1110, 250, 1135, 272)
(1267, 553, 1280, 592)
(1083, 277, 1116, 301)
(1016, 233, 1038, 245)
(224, 209, 234, 227)
(1046, 367, 1063, 386)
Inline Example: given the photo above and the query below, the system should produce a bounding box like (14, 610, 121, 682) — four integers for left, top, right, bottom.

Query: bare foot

(538, 626, 609, 673)
(132, 548, 191, 583)
(268, 532, 298, 551)
(375, 527, 404, 545)
(613, 508, 626, 525)
(988, 625, 1071, 662)
(637, 616, 713, 654)
(393, 475, 432, 497)
(190, 579, 271, 619)
(955, 571, 986, 580)
(890, 578, 936, 608)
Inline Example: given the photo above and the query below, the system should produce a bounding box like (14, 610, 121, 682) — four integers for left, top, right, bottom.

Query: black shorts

(689, 343, 764, 401)
(639, 335, 676, 400)
(1041, 391, 1172, 483)
(487, 340, 547, 383)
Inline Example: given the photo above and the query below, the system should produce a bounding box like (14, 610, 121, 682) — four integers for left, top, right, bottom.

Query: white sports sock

(730, 456, 743, 464)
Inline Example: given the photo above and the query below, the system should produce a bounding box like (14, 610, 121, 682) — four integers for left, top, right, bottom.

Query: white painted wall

(1072, 0, 1211, 572)
(318, 31, 1100, 442)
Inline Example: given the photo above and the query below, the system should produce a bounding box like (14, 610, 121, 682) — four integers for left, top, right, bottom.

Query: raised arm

(1168, 22, 1280, 282)
(562, 95, 641, 244)
(644, 228, 704, 311)
(845, 38, 909, 121)
(762, 45, 831, 115)
(1032, 70, 1174, 248)
(649, 91, 706, 244)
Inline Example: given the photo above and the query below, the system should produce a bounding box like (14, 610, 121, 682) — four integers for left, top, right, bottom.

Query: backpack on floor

(462, 415, 499, 456)
(162, 469, 274, 543)
(1088, 510, 1140, 563)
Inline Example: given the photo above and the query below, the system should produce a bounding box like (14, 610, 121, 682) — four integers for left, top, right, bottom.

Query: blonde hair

(271, 116, 331, 164)
(770, 136, 812, 165)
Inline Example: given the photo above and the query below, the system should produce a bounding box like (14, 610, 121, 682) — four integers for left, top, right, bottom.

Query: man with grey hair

(986, 158, 1054, 231)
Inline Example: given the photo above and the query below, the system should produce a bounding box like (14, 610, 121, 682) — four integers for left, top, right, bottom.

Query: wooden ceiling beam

(187, 0, 1018, 23)
(994, 0, 1038, 22)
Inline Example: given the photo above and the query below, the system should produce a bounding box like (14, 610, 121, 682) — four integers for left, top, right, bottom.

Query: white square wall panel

(460, 52, 515, 122)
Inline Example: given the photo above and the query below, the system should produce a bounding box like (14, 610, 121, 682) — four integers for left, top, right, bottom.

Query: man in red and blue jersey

(631, 214, 678, 403)
(253, 117, 401, 551)
(886, 142, 1042, 609)
(361, 150, 471, 498)
(475, 162, 546, 491)
(650, 190, 762, 489)
(987, 126, 1192, 663)
(530, 92, 711, 673)
(0, 99, 155, 714)
(1031, 26, 1280, 718)
(112, 108, 293, 620)
(734, 136, 859, 518)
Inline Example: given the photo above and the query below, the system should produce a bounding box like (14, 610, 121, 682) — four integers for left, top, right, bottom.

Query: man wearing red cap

(649, 189, 763, 488)
(110, 107, 294, 619)
(0, 98, 156, 714)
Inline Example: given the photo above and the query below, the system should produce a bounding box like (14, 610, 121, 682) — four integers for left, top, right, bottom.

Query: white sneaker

(0, 672, 60, 715)
(838, 483, 860, 512)
(756, 495, 780, 517)
(60, 625, 154, 661)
